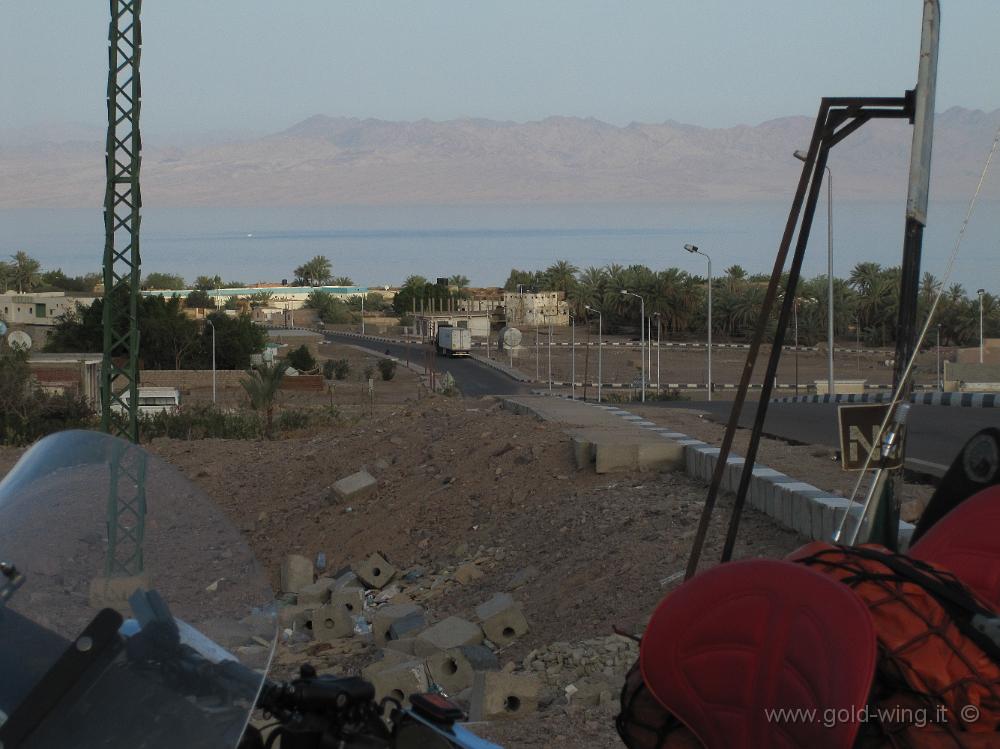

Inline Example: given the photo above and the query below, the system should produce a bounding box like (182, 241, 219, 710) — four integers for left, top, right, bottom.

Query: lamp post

(653, 312, 662, 394)
(621, 290, 645, 402)
(978, 288, 986, 363)
(585, 305, 602, 403)
(683, 244, 712, 401)
(569, 312, 576, 400)
(360, 293, 365, 335)
(936, 323, 942, 391)
(206, 318, 216, 404)
(547, 316, 553, 394)
(795, 149, 835, 396)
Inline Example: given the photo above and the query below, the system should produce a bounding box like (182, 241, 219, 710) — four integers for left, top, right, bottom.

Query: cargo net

(794, 544, 1000, 747)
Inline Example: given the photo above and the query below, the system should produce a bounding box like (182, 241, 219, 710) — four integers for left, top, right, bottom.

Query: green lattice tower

(101, 0, 145, 576)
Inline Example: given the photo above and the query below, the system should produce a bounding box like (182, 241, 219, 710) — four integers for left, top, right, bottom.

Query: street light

(683, 244, 712, 401)
(585, 305, 602, 403)
(360, 293, 365, 335)
(569, 312, 576, 400)
(206, 318, 216, 404)
(653, 312, 662, 393)
(936, 323, 942, 391)
(547, 315, 553, 394)
(795, 149, 835, 396)
(621, 290, 646, 402)
(978, 288, 986, 363)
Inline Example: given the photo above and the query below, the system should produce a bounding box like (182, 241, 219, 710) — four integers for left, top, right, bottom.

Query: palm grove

(503, 260, 998, 348)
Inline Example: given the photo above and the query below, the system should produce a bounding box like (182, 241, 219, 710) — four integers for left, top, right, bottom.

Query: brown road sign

(838, 404, 904, 471)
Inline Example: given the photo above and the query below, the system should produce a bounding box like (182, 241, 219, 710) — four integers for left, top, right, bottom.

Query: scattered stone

(353, 552, 396, 590)
(509, 566, 539, 589)
(330, 470, 378, 503)
(469, 671, 541, 721)
(452, 563, 484, 585)
(475, 593, 529, 647)
(280, 555, 314, 594)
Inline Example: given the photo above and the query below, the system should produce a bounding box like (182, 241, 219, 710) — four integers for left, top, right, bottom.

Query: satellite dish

(7, 330, 32, 350)
(0, 321, 7, 337)
(499, 326, 522, 350)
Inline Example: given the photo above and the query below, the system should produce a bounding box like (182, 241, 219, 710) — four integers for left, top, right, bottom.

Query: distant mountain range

(1, 108, 998, 207)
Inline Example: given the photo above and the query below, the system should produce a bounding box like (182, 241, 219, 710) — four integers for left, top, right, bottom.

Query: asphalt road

(649, 400, 999, 478)
(324, 333, 528, 397)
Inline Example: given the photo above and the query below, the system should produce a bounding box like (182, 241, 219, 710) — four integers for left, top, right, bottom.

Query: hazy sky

(2, 2, 998, 136)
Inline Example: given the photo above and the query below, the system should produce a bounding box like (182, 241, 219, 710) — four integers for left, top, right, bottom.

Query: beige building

(502, 290, 569, 326)
(0, 291, 96, 327)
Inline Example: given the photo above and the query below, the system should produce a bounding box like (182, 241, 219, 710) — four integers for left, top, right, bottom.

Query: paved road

(648, 400, 998, 477)
(324, 333, 527, 397)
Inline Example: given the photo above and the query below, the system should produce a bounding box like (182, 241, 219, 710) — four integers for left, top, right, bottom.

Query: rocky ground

(0, 366, 824, 747)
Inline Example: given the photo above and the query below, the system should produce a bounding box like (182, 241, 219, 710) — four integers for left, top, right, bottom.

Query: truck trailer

(435, 325, 471, 357)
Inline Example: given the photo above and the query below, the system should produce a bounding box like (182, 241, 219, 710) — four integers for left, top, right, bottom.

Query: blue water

(0, 201, 996, 292)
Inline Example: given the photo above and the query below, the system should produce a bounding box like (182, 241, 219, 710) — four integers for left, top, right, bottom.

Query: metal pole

(209, 320, 216, 403)
(598, 312, 603, 403)
(936, 324, 941, 390)
(857, 320, 862, 375)
(707, 258, 712, 401)
(547, 319, 552, 394)
(647, 316, 652, 397)
(535, 325, 539, 381)
(979, 289, 986, 363)
(360, 294, 365, 335)
(571, 314, 576, 400)
(640, 297, 645, 402)
(656, 315, 661, 392)
(794, 300, 799, 396)
(826, 166, 835, 397)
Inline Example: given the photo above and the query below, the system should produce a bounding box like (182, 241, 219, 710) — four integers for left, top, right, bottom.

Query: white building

(141, 285, 369, 311)
(0, 291, 96, 326)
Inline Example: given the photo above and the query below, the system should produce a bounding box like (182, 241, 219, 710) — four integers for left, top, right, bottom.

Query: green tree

(305, 290, 354, 323)
(194, 274, 223, 290)
(287, 344, 317, 371)
(185, 289, 216, 309)
(240, 361, 287, 438)
(201, 312, 266, 370)
(40, 269, 101, 292)
(294, 256, 332, 286)
(247, 290, 274, 307)
(542, 260, 579, 292)
(449, 274, 470, 289)
(143, 272, 186, 290)
(331, 276, 354, 286)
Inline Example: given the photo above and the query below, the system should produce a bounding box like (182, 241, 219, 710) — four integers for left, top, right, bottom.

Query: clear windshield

(0, 430, 276, 749)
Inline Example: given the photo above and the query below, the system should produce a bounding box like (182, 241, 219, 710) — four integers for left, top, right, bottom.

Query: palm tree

(448, 274, 470, 289)
(10, 251, 41, 293)
(331, 276, 354, 286)
(240, 361, 287, 438)
(293, 256, 332, 286)
(543, 260, 579, 293)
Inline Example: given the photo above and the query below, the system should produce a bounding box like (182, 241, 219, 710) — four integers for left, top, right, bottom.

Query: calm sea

(0, 201, 996, 292)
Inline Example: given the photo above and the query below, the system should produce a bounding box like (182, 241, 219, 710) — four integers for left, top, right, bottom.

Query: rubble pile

(266, 549, 638, 723)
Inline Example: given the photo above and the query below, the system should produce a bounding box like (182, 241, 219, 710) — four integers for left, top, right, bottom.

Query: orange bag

(789, 542, 1000, 747)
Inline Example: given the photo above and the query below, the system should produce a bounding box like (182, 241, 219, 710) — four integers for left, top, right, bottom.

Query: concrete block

(372, 603, 425, 645)
(635, 440, 685, 471)
(594, 442, 636, 474)
(570, 436, 595, 470)
(475, 593, 529, 647)
(426, 648, 476, 694)
(331, 571, 363, 591)
(277, 604, 313, 630)
(297, 578, 333, 606)
(750, 468, 785, 511)
(415, 616, 484, 657)
(281, 554, 314, 593)
(353, 552, 396, 589)
(365, 660, 428, 707)
(469, 671, 541, 721)
(330, 589, 365, 617)
(385, 638, 418, 656)
(312, 603, 355, 641)
(897, 521, 916, 551)
(330, 470, 378, 502)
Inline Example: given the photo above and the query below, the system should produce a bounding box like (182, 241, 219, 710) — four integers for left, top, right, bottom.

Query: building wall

(0, 292, 95, 326)
(501, 291, 569, 326)
(956, 339, 999, 365)
(142, 285, 368, 311)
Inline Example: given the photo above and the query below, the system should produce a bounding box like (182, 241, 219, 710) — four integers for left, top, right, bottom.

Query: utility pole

(101, 0, 146, 580)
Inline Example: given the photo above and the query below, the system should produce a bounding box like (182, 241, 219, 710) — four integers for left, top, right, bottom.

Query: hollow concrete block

(353, 552, 396, 590)
(475, 593, 529, 647)
(469, 671, 540, 721)
(280, 554, 314, 594)
(372, 603, 425, 646)
(414, 616, 483, 657)
(312, 602, 354, 641)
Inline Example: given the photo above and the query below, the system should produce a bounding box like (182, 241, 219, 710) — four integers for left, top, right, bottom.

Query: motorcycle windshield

(0, 430, 276, 749)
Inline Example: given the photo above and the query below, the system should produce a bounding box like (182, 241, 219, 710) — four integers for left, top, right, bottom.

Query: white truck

(435, 325, 471, 357)
(111, 386, 181, 415)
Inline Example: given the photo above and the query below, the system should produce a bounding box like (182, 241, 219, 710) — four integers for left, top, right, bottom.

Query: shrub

(287, 344, 317, 372)
(377, 358, 397, 381)
(363, 364, 376, 381)
(332, 359, 350, 380)
(322, 359, 336, 380)
(140, 404, 263, 440)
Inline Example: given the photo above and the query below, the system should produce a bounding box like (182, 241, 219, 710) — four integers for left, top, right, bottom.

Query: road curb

(771, 391, 999, 408)
(527, 395, 914, 549)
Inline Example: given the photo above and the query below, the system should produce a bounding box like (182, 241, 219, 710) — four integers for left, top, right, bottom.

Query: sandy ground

(2, 357, 899, 747)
